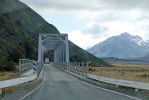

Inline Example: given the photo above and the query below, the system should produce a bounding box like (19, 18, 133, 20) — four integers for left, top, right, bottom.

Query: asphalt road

(24, 64, 140, 100)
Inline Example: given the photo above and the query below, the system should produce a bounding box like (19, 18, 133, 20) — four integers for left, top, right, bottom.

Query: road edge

(18, 83, 42, 100)
(18, 64, 45, 100)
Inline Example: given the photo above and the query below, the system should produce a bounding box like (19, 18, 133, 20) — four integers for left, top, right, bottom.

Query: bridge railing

(0, 59, 44, 99)
(53, 62, 88, 77)
(68, 62, 88, 77)
(18, 59, 34, 75)
(18, 59, 44, 76)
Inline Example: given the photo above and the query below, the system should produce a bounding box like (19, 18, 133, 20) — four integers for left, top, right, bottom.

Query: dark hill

(137, 54, 149, 62)
(0, 0, 111, 70)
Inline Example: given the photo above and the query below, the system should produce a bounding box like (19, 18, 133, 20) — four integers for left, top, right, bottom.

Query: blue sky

(20, 0, 149, 49)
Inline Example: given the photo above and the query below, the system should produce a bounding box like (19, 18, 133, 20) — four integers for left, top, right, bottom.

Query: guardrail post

(0, 88, 2, 95)
(75, 62, 77, 72)
(84, 62, 87, 78)
(86, 62, 88, 76)
(78, 62, 81, 75)
(81, 62, 84, 76)
(135, 88, 138, 92)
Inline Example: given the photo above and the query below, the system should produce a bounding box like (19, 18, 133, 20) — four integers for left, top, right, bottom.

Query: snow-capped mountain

(87, 32, 149, 59)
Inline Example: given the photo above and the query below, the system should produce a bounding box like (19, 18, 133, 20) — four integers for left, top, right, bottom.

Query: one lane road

(24, 64, 141, 100)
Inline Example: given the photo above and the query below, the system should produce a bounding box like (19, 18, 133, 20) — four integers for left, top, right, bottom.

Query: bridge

(38, 34, 69, 63)
(0, 34, 143, 100)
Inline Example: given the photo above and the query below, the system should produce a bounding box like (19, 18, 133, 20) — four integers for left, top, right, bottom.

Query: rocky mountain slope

(88, 32, 149, 59)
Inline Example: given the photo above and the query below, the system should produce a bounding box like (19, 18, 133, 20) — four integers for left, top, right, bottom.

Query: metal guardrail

(18, 59, 34, 75)
(36, 61, 44, 75)
(87, 74, 149, 91)
(53, 62, 88, 80)
(19, 63, 33, 75)
(18, 59, 44, 76)
(54, 62, 88, 77)
(0, 59, 44, 99)
(0, 73, 37, 89)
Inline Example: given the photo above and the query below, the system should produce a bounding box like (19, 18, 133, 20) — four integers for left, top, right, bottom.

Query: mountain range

(87, 32, 149, 59)
(0, 0, 110, 70)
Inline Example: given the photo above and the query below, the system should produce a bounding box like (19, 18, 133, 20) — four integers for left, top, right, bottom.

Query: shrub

(4, 60, 16, 71)
(0, 60, 16, 71)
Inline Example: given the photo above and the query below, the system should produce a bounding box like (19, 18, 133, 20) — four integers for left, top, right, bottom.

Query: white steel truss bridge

(38, 34, 69, 63)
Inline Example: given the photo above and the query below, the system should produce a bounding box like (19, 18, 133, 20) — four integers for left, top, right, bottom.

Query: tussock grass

(93, 63, 149, 83)
(1, 85, 19, 96)
(0, 72, 17, 81)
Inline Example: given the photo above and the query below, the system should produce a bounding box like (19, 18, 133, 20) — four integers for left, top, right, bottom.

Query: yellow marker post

(88, 60, 92, 74)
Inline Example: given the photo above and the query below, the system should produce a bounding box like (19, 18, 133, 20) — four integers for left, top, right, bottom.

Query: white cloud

(83, 23, 108, 36)
(99, 0, 149, 11)
(69, 30, 106, 49)
(20, 0, 149, 49)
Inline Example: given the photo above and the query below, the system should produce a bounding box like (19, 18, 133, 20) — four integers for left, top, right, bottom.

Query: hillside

(88, 32, 149, 59)
(0, 0, 110, 70)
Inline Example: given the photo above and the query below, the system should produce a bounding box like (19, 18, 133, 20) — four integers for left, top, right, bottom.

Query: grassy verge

(0, 72, 18, 81)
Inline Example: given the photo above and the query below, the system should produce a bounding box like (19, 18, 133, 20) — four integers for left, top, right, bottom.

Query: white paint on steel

(38, 34, 42, 61)
(38, 34, 69, 63)
(65, 35, 69, 62)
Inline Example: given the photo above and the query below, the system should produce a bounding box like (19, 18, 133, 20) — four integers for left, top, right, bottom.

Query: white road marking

(18, 82, 43, 100)
(80, 81, 142, 100)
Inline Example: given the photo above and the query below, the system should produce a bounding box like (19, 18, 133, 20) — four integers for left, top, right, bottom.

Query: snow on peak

(131, 35, 147, 46)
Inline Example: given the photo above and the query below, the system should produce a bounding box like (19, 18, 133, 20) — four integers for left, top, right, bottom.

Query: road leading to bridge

(24, 64, 140, 100)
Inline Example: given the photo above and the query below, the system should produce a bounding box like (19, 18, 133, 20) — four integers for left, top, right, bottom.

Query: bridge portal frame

(38, 34, 69, 63)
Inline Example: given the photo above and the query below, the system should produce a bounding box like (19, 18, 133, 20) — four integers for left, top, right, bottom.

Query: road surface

(24, 64, 140, 100)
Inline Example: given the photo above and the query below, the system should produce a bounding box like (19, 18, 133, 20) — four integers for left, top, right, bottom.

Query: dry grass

(2, 85, 19, 96)
(92, 64, 149, 83)
(0, 72, 17, 81)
